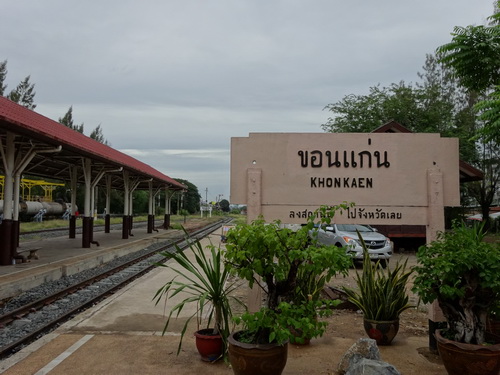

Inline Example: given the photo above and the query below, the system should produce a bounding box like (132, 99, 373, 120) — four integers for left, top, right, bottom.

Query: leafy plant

(224, 203, 353, 345)
(412, 221, 500, 345)
(153, 228, 244, 355)
(282, 266, 341, 344)
(343, 232, 414, 321)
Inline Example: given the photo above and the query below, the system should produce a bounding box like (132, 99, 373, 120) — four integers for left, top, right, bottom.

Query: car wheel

(379, 259, 388, 269)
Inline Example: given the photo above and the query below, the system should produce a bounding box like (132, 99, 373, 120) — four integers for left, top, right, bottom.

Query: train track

(0, 219, 230, 359)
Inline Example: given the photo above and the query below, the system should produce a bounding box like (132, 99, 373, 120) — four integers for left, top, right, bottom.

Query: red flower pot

(363, 318, 399, 345)
(194, 328, 224, 362)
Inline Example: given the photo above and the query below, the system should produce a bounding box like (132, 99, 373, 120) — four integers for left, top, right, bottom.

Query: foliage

(321, 56, 478, 162)
(219, 199, 230, 212)
(224, 203, 353, 345)
(0, 60, 7, 96)
(7, 75, 36, 109)
(234, 298, 339, 345)
(59, 106, 85, 133)
(412, 221, 500, 345)
(89, 124, 109, 145)
(437, 2, 500, 143)
(343, 235, 414, 321)
(475, 85, 500, 144)
(153, 229, 243, 356)
(59, 107, 109, 144)
(170, 179, 201, 214)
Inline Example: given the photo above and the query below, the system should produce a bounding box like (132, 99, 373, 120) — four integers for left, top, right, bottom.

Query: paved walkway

(0, 229, 447, 374)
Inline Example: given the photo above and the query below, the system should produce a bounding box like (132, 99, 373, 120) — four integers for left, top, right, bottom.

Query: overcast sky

(1, 1, 494, 203)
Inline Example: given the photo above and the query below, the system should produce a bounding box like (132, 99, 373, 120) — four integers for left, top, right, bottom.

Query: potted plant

(282, 267, 340, 345)
(224, 204, 353, 375)
(153, 228, 243, 362)
(343, 234, 414, 345)
(412, 222, 500, 375)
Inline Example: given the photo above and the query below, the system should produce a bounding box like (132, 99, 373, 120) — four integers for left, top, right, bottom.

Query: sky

(0, 1, 494, 204)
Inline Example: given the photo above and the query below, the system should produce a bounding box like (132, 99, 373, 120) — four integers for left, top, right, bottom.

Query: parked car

(309, 223, 393, 267)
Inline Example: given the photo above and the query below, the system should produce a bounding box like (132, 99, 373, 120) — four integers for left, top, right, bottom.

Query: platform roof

(0, 97, 186, 192)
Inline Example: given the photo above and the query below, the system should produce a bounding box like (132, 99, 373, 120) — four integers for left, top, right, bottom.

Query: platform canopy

(0, 97, 186, 192)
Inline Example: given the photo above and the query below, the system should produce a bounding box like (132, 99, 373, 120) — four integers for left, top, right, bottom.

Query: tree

(59, 106, 84, 133)
(437, 1, 500, 227)
(437, 2, 500, 143)
(322, 82, 419, 133)
(322, 54, 478, 162)
(59, 107, 109, 144)
(7, 75, 36, 109)
(89, 124, 109, 145)
(0, 60, 7, 96)
(219, 199, 230, 212)
(170, 179, 200, 214)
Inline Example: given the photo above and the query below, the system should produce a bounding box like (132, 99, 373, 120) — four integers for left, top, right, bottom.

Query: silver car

(309, 223, 392, 267)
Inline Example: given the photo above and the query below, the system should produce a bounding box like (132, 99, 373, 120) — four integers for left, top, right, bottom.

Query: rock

(345, 358, 400, 375)
(337, 338, 380, 374)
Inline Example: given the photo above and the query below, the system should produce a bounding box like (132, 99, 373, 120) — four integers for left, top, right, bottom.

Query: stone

(345, 358, 401, 375)
(337, 338, 380, 375)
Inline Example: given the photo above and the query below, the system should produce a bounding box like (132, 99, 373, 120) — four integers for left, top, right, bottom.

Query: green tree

(59, 106, 84, 133)
(170, 179, 200, 214)
(132, 190, 149, 214)
(219, 199, 230, 212)
(322, 83, 419, 133)
(0, 60, 7, 96)
(7, 75, 36, 109)
(59, 107, 109, 144)
(437, 2, 500, 227)
(322, 54, 477, 162)
(89, 124, 109, 145)
(437, 2, 500, 143)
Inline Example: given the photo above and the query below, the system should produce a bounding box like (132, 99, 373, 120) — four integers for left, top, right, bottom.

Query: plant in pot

(224, 204, 353, 375)
(343, 234, 414, 345)
(282, 267, 340, 345)
(412, 221, 500, 375)
(153, 229, 244, 362)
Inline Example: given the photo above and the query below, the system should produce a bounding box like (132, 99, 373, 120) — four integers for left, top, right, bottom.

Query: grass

(19, 214, 236, 232)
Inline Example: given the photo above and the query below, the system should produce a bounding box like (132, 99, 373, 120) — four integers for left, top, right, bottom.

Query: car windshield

(336, 224, 374, 232)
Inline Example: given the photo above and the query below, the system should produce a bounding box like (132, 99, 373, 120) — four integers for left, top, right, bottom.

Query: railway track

(0, 219, 230, 359)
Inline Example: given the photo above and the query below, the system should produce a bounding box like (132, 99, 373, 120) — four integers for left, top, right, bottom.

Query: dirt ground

(183, 221, 447, 374)
(220, 252, 446, 375)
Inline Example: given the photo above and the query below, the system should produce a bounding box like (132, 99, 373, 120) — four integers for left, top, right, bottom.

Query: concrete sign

(230, 132, 460, 225)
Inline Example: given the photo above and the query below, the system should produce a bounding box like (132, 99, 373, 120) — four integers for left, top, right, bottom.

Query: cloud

(1, 0, 494, 202)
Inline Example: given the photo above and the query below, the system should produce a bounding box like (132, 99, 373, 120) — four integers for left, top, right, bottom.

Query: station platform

(0, 227, 445, 375)
(0, 225, 184, 301)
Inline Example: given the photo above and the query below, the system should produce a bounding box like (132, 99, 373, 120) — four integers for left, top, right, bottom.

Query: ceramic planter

(435, 329, 500, 375)
(194, 328, 224, 362)
(363, 318, 399, 345)
(228, 331, 288, 375)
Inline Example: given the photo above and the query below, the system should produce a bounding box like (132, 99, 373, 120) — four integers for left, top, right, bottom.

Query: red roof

(0, 96, 186, 191)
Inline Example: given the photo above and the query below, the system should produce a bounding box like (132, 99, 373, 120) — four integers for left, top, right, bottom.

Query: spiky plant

(343, 232, 414, 321)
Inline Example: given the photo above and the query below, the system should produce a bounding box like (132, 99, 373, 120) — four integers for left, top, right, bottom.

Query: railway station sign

(230, 132, 460, 225)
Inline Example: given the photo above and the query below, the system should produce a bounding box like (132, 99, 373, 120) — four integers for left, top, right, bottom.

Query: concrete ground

(0, 231, 446, 375)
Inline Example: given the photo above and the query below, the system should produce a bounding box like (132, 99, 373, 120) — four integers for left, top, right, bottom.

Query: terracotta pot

(363, 318, 399, 345)
(228, 331, 288, 375)
(194, 328, 224, 362)
(436, 329, 500, 375)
